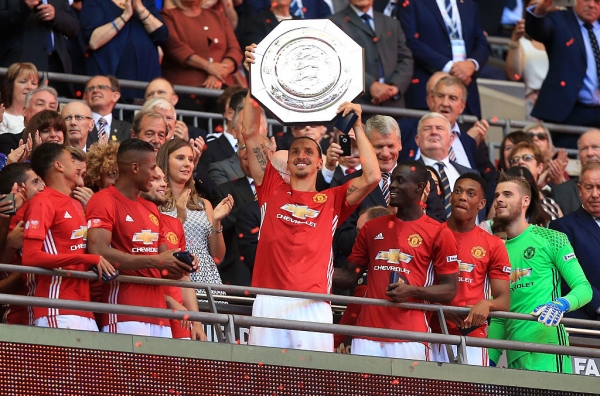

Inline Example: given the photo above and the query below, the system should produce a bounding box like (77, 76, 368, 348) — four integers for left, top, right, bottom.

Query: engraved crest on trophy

(250, 20, 365, 125)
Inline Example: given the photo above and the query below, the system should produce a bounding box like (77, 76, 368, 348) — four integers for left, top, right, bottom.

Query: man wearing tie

(84, 75, 131, 147)
(330, 0, 413, 107)
(525, 0, 600, 149)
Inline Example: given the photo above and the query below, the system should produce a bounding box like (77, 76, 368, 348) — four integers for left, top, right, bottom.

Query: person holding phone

(334, 161, 458, 360)
(87, 139, 193, 337)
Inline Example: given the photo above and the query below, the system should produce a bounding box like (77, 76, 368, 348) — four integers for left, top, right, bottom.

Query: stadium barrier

(1, 263, 599, 366)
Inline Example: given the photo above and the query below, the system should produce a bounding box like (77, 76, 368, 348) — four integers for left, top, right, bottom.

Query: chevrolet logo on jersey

(132, 230, 159, 245)
(280, 204, 320, 220)
(375, 249, 413, 264)
(510, 268, 532, 284)
(70, 226, 88, 240)
(458, 261, 475, 273)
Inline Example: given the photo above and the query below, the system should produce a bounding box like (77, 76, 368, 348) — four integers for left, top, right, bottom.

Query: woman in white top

(0, 63, 39, 135)
(505, 0, 548, 120)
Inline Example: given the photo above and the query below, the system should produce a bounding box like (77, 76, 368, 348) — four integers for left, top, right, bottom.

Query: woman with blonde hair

(156, 138, 234, 293)
(0, 63, 39, 135)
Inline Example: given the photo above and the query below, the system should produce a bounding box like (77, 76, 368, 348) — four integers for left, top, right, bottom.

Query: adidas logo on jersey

(374, 233, 384, 240)
(64, 211, 72, 219)
(126, 215, 134, 222)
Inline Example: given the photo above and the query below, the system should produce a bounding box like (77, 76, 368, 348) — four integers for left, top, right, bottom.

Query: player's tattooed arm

(346, 184, 359, 198)
(252, 143, 269, 172)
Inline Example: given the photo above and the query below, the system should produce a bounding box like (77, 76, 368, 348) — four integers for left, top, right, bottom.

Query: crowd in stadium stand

(0, 0, 599, 375)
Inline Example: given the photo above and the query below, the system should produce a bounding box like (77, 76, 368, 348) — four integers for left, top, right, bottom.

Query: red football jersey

(431, 224, 511, 337)
(160, 213, 190, 339)
(3, 205, 36, 325)
(22, 188, 99, 321)
(86, 185, 167, 330)
(348, 214, 458, 342)
(253, 163, 357, 294)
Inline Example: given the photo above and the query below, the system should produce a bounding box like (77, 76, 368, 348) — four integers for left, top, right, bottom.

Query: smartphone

(339, 134, 352, 156)
(91, 266, 119, 282)
(173, 251, 194, 268)
(552, 0, 574, 7)
(332, 112, 359, 135)
(0, 193, 16, 216)
(389, 270, 408, 285)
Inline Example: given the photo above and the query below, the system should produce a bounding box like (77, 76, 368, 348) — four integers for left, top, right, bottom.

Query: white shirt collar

(421, 154, 450, 168)
(452, 122, 461, 136)
(350, 4, 374, 19)
(223, 130, 237, 151)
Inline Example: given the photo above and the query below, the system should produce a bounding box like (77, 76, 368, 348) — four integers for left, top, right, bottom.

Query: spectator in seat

(0, 0, 79, 97)
(330, 0, 413, 107)
(525, 0, 600, 149)
(61, 101, 94, 152)
(22, 110, 66, 150)
(398, 0, 489, 117)
(80, 0, 168, 102)
(497, 130, 531, 172)
(505, 0, 548, 120)
(523, 123, 569, 187)
(0, 86, 58, 156)
(130, 110, 167, 153)
(84, 76, 132, 147)
(160, 0, 243, 94)
(0, 63, 39, 136)
(208, 103, 247, 185)
(84, 141, 119, 192)
(241, 0, 332, 19)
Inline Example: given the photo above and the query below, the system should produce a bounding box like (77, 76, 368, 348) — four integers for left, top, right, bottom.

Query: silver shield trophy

(250, 19, 365, 126)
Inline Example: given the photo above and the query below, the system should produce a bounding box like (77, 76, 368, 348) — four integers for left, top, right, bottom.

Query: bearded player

(334, 161, 458, 360)
(429, 173, 511, 366)
(242, 47, 381, 352)
(488, 172, 592, 373)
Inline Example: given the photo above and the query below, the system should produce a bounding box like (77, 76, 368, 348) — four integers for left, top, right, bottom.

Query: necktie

(436, 162, 452, 219)
(444, 0, 458, 38)
(360, 13, 375, 34)
(448, 134, 457, 162)
(250, 181, 257, 200)
(345, 167, 357, 175)
(381, 172, 390, 207)
(383, 0, 398, 18)
(290, 0, 304, 18)
(584, 23, 600, 86)
(98, 118, 108, 141)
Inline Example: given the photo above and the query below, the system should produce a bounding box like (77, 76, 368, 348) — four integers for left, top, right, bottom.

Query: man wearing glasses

(61, 102, 94, 152)
(83, 75, 131, 146)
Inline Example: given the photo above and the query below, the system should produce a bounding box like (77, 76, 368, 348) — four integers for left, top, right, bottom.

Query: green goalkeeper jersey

(488, 225, 592, 366)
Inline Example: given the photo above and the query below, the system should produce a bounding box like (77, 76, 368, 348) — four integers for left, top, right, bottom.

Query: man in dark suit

(398, 0, 489, 117)
(208, 103, 247, 185)
(549, 162, 600, 321)
(0, 0, 79, 91)
(236, 200, 261, 274)
(333, 115, 445, 289)
(242, 0, 332, 18)
(212, 136, 275, 286)
(415, 112, 484, 220)
(330, 0, 413, 107)
(525, 1, 600, 149)
(399, 74, 497, 209)
(84, 75, 131, 147)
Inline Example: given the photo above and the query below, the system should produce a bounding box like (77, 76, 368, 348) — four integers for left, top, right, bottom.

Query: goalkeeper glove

(531, 297, 570, 327)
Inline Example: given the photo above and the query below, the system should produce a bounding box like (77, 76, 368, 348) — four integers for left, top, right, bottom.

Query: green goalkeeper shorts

(509, 352, 572, 374)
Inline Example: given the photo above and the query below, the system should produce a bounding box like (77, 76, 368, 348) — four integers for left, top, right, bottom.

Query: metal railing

(0, 263, 598, 366)
(1, 67, 592, 139)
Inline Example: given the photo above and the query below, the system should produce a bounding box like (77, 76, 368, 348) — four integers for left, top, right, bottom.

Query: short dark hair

(291, 136, 322, 158)
(501, 167, 550, 227)
(580, 161, 600, 180)
(456, 172, 487, 195)
(117, 138, 155, 165)
(359, 205, 392, 220)
(397, 160, 428, 185)
(228, 90, 248, 112)
(0, 163, 32, 194)
(23, 110, 67, 149)
(216, 85, 246, 114)
(30, 142, 66, 180)
(131, 110, 166, 136)
(86, 75, 120, 92)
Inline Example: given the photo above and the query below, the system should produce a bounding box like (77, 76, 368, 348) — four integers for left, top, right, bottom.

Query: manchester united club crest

(471, 246, 486, 259)
(165, 232, 178, 245)
(149, 213, 159, 226)
(523, 246, 536, 260)
(407, 233, 422, 248)
(312, 193, 328, 204)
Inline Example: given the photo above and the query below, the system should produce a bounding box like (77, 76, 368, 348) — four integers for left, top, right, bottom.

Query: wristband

(508, 39, 520, 49)
(119, 15, 126, 24)
(111, 21, 120, 32)
(212, 225, 223, 234)
(140, 11, 151, 21)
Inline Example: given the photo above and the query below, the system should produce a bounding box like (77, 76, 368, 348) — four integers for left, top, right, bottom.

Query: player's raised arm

(338, 103, 381, 206)
(241, 46, 270, 186)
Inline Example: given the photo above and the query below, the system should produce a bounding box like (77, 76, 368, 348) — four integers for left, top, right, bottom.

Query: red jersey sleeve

(488, 236, 511, 281)
(86, 191, 115, 232)
(330, 180, 360, 225)
(347, 222, 371, 269)
(22, 197, 54, 241)
(432, 225, 459, 275)
(255, 162, 285, 206)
